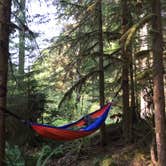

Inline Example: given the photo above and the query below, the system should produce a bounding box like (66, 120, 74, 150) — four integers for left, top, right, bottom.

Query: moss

(92, 147, 150, 166)
(101, 157, 114, 166)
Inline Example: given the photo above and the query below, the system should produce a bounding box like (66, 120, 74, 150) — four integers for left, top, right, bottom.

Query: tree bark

(152, 0, 166, 165)
(98, 0, 106, 146)
(18, 0, 26, 75)
(130, 52, 137, 123)
(121, 0, 132, 143)
(0, 0, 11, 165)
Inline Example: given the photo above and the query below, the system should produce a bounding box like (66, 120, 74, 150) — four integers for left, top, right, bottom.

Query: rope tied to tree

(0, 107, 27, 124)
(111, 85, 122, 103)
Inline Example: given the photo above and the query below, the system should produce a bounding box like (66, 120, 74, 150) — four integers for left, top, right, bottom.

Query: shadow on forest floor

(44, 122, 153, 166)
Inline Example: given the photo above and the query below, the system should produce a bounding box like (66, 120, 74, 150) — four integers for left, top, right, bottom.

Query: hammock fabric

(30, 103, 112, 141)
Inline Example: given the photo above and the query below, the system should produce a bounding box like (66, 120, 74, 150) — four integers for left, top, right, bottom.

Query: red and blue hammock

(5, 102, 112, 141)
(30, 103, 112, 141)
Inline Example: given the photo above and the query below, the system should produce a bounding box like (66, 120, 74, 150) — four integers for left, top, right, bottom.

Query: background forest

(0, 0, 166, 165)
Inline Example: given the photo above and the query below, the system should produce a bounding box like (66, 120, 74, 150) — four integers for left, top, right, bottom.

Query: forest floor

(52, 140, 152, 166)
(45, 122, 154, 166)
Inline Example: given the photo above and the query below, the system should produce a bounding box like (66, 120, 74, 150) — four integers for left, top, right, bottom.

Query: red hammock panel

(32, 125, 94, 141)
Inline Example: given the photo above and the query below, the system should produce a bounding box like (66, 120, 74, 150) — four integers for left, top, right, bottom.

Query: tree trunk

(121, 0, 132, 143)
(150, 137, 157, 166)
(18, 0, 26, 75)
(0, 0, 11, 165)
(152, 0, 166, 165)
(139, 23, 154, 119)
(130, 52, 137, 123)
(98, 0, 106, 146)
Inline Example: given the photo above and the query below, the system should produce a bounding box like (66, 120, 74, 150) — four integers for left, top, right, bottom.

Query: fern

(36, 145, 51, 166)
(36, 145, 64, 166)
(5, 142, 25, 166)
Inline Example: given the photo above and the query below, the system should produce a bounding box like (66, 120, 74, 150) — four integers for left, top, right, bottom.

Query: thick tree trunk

(152, 0, 166, 165)
(98, 0, 106, 146)
(121, 0, 132, 143)
(0, 0, 11, 165)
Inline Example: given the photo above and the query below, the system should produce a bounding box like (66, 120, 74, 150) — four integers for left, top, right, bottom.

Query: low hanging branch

(58, 69, 99, 108)
(119, 13, 155, 50)
(58, 59, 120, 108)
